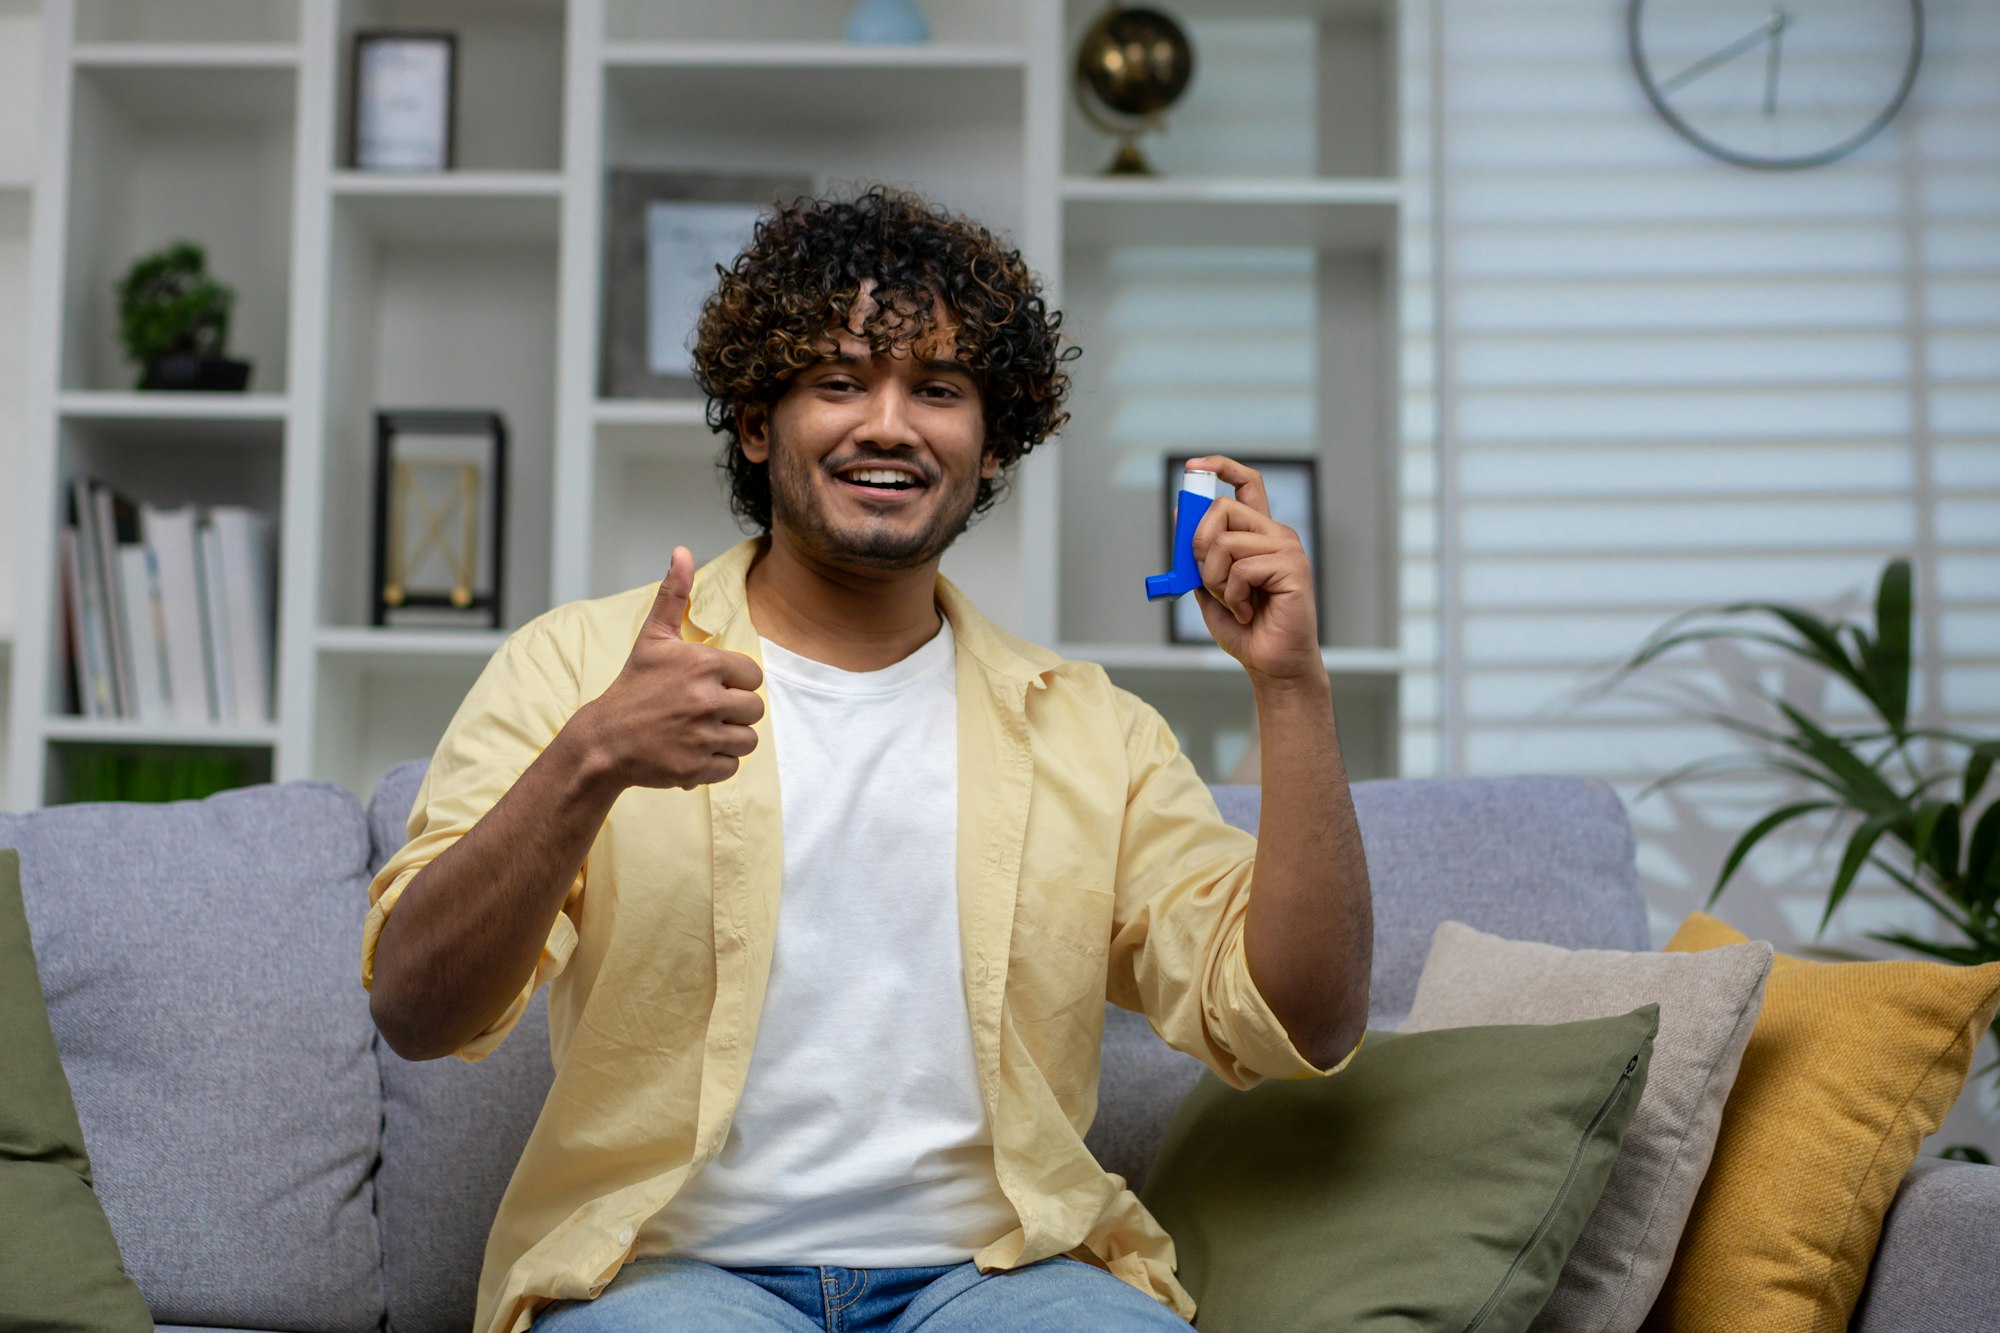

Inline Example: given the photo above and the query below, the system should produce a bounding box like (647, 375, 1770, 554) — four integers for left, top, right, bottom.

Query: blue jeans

(533, 1254, 1194, 1332)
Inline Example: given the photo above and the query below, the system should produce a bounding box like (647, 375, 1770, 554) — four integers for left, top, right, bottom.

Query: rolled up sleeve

(362, 617, 587, 1063)
(1103, 686, 1361, 1089)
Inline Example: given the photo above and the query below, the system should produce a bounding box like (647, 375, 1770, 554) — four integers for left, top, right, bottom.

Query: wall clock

(1628, 0, 1924, 169)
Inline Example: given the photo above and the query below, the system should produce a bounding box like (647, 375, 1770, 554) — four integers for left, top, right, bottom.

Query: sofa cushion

(1141, 1008, 1659, 1332)
(1399, 920, 1772, 1332)
(1081, 777, 1650, 1196)
(0, 848, 151, 1331)
(1213, 775, 1650, 1027)
(1649, 912, 2000, 1332)
(369, 759, 557, 1333)
(0, 784, 386, 1332)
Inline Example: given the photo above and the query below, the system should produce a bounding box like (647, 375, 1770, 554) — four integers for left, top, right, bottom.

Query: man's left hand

(1186, 455, 1326, 687)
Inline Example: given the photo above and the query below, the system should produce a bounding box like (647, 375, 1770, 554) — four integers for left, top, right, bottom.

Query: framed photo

(601, 169, 813, 400)
(1164, 455, 1322, 645)
(371, 410, 507, 629)
(351, 32, 456, 172)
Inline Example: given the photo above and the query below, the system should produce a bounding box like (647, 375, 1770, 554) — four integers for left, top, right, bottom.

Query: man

(364, 186, 1372, 1333)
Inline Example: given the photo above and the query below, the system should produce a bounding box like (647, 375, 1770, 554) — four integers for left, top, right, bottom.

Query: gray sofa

(5, 764, 1996, 1331)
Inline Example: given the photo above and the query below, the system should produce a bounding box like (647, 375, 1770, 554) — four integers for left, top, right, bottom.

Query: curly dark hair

(691, 184, 1079, 534)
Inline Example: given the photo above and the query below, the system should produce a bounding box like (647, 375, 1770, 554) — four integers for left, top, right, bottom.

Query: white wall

(1404, 0, 2000, 1151)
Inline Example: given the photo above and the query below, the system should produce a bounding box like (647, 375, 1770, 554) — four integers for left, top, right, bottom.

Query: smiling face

(738, 283, 999, 573)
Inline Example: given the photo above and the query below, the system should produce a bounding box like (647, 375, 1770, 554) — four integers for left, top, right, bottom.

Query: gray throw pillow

(1400, 920, 1772, 1333)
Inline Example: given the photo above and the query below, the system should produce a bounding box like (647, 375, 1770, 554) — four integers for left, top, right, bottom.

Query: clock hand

(1659, 14, 1780, 96)
(1763, 8, 1790, 115)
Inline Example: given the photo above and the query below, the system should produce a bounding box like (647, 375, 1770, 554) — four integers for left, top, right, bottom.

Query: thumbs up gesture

(575, 546, 765, 791)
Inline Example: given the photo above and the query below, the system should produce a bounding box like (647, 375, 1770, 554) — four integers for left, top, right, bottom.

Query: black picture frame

(370, 410, 506, 630)
(350, 31, 458, 172)
(1163, 454, 1322, 645)
(600, 168, 814, 400)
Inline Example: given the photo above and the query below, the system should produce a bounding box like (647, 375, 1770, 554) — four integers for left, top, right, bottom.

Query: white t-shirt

(639, 612, 1019, 1265)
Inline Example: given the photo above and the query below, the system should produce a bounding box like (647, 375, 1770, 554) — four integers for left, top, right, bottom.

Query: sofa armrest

(1849, 1157, 2000, 1332)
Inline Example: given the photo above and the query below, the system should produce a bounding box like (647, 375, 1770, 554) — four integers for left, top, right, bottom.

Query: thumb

(645, 546, 694, 639)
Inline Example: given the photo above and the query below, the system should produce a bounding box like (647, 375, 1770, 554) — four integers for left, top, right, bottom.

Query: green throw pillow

(0, 848, 152, 1330)
(1141, 1006, 1659, 1333)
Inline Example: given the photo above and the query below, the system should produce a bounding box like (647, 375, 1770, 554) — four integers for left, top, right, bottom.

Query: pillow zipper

(1463, 1053, 1641, 1332)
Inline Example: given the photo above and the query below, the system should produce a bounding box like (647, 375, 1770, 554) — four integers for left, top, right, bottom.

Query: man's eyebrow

(827, 350, 974, 378)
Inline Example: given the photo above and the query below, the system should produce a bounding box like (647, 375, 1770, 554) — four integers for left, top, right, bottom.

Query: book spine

(142, 503, 213, 727)
(212, 507, 275, 723)
(197, 520, 237, 726)
(91, 483, 134, 718)
(58, 527, 94, 719)
(68, 480, 114, 718)
(117, 544, 170, 724)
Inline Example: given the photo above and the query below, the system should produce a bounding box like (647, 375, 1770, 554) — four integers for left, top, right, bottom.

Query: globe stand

(1077, 92, 1167, 177)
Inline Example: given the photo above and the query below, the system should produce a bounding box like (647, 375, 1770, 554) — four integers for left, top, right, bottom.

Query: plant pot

(140, 353, 253, 392)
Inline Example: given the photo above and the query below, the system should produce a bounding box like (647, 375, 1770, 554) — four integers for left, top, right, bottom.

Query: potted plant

(1602, 559, 2000, 1120)
(117, 241, 253, 392)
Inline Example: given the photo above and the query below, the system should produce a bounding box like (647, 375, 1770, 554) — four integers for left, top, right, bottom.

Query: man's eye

(923, 385, 962, 399)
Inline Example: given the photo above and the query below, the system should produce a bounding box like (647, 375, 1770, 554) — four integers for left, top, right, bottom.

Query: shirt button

(617, 1226, 635, 1245)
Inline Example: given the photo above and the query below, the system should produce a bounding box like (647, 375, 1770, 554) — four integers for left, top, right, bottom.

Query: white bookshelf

(7, 0, 1410, 807)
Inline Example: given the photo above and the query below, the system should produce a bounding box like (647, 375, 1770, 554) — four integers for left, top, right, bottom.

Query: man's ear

(980, 447, 1001, 481)
(738, 403, 771, 464)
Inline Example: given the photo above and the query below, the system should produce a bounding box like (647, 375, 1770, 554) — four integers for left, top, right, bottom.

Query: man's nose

(860, 383, 924, 448)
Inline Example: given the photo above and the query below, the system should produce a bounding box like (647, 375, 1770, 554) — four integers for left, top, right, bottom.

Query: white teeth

(846, 468, 915, 485)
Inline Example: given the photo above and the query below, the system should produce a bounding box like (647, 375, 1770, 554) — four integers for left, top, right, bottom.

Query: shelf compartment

(62, 60, 296, 394)
(589, 444, 749, 601)
(601, 57, 1028, 245)
(311, 649, 487, 805)
(1062, 178, 1398, 251)
(336, 0, 566, 173)
(1054, 242, 1398, 654)
(75, 0, 299, 46)
(330, 170, 563, 245)
(41, 734, 276, 807)
(1062, 2, 1393, 181)
(604, 0, 1024, 47)
(320, 191, 559, 630)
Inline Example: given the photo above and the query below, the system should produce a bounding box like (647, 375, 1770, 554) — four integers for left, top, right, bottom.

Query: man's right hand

(575, 546, 765, 791)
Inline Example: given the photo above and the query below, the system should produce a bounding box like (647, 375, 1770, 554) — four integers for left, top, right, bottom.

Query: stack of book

(59, 477, 276, 727)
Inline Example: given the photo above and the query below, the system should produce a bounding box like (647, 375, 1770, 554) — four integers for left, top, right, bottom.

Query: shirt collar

(689, 537, 1063, 690)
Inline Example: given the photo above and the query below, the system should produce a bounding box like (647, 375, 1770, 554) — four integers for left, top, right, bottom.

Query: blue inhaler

(1145, 469, 1220, 601)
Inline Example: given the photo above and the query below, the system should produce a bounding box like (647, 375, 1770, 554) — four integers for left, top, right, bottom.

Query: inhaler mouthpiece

(1144, 470, 1220, 602)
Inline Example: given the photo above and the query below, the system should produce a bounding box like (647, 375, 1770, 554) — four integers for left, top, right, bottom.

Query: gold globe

(1075, 3, 1195, 176)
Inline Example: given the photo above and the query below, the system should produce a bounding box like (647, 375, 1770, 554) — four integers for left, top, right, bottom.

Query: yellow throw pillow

(1645, 911, 2000, 1333)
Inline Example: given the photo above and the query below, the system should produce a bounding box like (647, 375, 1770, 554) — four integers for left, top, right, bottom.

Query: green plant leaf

(1773, 699, 1905, 817)
(1821, 810, 1900, 937)
(1707, 801, 1837, 909)
(1969, 800, 2000, 897)
(1606, 601, 1873, 705)
(1910, 798, 1954, 873)
(1865, 930, 1992, 967)
(1939, 1145, 1994, 1165)
(1965, 744, 1998, 810)
(1869, 559, 1913, 732)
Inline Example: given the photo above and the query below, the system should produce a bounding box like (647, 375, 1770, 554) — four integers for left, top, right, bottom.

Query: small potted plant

(117, 241, 253, 392)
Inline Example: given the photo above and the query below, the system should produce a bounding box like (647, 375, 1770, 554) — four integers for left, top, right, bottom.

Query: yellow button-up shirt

(363, 538, 1354, 1333)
